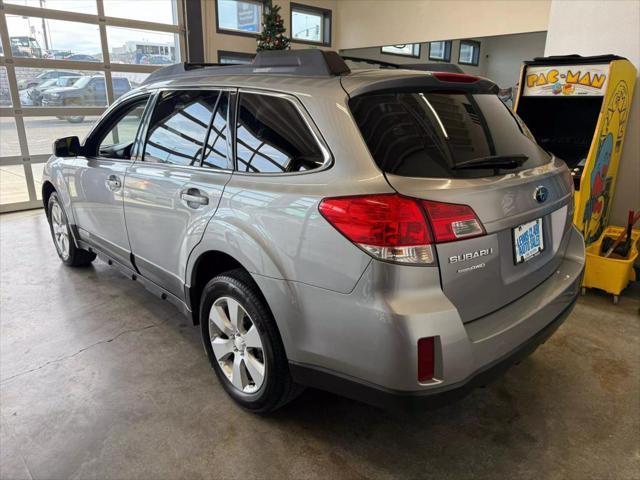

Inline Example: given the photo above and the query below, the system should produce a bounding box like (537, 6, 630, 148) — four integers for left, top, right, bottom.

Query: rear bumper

(289, 294, 577, 410)
(255, 225, 585, 408)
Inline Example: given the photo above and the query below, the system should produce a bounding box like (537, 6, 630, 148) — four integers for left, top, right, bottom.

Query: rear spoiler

(345, 73, 499, 97)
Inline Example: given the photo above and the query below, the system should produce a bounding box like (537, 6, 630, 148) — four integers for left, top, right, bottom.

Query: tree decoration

(256, 0, 290, 51)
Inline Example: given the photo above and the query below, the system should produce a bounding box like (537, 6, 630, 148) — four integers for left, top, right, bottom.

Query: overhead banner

(523, 64, 609, 96)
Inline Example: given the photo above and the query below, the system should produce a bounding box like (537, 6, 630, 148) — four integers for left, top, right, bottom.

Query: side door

(123, 88, 233, 300)
(69, 93, 151, 267)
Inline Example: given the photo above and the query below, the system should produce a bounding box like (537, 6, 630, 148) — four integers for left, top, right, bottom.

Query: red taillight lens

(318, 194, 431, 246)
(418, 337, 435, 382)
(433, 72, 479, 83)
(318, 194, 434, 264)
(422, 200, 485, 243)
(318, 194, 485, 262)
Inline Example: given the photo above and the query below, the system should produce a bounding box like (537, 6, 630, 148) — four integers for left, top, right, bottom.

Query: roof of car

(134, 50, 498, 99)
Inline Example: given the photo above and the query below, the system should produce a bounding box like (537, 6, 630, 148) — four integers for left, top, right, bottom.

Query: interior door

(123, 89, 233, 299)
(69, 94, 151, 266)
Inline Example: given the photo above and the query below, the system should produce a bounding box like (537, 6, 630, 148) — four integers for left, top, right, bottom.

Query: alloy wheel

(209, 296, 266, 394)
(50, 200, 70, 260)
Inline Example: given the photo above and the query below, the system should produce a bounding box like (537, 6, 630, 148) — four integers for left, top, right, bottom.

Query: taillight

(318, 194, 434, 264)
(418, 337, 435, 382)
(318, 194, 485, 263)
(422, 200, 484, 243)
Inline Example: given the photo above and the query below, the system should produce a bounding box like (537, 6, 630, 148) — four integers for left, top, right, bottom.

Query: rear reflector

(418, 337, 435, 382)
(318, 194, 485, 263)
(422, 200, 485, 243)
(433, 72, 479, 83)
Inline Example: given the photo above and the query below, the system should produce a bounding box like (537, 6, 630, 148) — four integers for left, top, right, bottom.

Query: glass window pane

(6, 15, 101, 61)
(15, 67, 95, 106)
(381, 44, 419, 57)
(218, 52, 254, 65)
(202, 92, 229, 169)
(4, 0, 97, 15)
(0, 67, 12, 107)
(107, 26, 179, 65)
(144, 90, 218, 166)
(22, 116, 101, 155)
(99, 100, 148, 158)
(112, 72, 150, 91)
(217, 0, 262, 33)
(236, 94, 324, 173)
(0, 118, 21, 157)
(429, 41, 449, 61)
(292, 10, 322, 43)
(459, 41, 479, 65)
(31, 162, 46, 200)
(0, 164, 30, 204)
(103, 0, 178, 25)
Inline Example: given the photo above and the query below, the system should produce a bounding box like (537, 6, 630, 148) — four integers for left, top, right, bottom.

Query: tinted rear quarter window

(349, 91, 550, 178)
(235, 93, 325, 173)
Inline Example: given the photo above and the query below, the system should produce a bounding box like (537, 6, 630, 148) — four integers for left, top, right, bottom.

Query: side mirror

(53, 136, 82, 157)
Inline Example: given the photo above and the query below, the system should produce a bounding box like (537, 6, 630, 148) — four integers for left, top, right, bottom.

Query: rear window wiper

(452, 154, 529, 170)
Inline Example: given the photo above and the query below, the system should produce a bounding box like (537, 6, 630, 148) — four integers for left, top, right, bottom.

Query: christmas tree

(256, 0, 290, 51)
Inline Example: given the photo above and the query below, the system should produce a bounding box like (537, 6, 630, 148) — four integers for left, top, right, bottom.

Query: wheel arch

(42, 180, 56, 213)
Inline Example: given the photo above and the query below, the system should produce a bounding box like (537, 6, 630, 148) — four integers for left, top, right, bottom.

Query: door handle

(181, 189, 209, 207)
(106, 175, 121, 191)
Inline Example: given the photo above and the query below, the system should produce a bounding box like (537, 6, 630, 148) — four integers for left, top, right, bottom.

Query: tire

(47, 192, 96, 267)
(200, 269, 302, 413)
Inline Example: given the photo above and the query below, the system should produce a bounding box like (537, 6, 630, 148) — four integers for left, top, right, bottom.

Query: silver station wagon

(42, 50, 585, 412)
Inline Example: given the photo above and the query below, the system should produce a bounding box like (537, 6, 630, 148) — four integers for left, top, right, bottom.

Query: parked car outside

(63, 54, 99, 62)
(17, 70, 78, 90)
(141, 54, 173, 65)
(19, 76, 81, 106)
(41, 50, 585, 413)
(42, 76, 132, 122)
(8, 36, 43, 58)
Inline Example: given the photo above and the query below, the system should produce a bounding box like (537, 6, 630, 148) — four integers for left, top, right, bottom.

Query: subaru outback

(42, 50, 585, 413)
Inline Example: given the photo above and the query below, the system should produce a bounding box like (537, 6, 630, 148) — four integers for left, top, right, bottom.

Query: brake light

(318, 194, 434, 264)
(318, 194, 485, 263)
(418, 337, 435, 382)
(422, 200, 485, 243)
(433, 72, 479, 83)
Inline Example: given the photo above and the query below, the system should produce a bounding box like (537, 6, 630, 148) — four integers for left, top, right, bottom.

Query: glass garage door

(0, 0, 186, 213)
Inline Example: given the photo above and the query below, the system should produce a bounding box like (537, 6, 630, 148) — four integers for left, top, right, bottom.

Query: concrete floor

(1, 210, 639, 480)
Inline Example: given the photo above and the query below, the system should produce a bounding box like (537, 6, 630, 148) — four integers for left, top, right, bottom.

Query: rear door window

(235, 93, 325, 173)
(349, 91, 550, 178)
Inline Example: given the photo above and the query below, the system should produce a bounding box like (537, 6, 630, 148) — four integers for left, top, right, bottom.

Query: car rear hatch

(344, 70, 575, 323)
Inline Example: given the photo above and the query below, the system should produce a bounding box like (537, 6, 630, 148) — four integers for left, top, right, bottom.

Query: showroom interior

(0, 0, 638, 478)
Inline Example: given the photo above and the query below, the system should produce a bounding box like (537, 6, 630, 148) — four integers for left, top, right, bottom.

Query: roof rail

(142, 49, 351, 85)
(341, 56, 465, 74)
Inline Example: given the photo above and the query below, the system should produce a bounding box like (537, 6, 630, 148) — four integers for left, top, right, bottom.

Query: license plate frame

(513, 218, 544, 264)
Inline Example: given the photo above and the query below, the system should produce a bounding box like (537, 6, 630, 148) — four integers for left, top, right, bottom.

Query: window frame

(380, 44, 421, 58)
(140, 87, 235, 171)
(289, 2, 332, 47)
(217, 50, 256, 64)
(428, 40, 452, 62)
(232, 88, 332, 176)
(458, 40, 481, 66)
(215, 0, 264, 38)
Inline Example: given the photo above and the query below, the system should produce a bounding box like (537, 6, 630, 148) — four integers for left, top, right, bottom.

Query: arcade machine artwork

(514, 55, 637, 245)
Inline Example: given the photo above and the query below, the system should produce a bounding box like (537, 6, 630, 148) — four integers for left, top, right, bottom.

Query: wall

(341, 31, 547, 88)
(202, 0, 338, 62)
(341, 38, 487, 77)
(483, 31, 547, 89)
(335, 0, 551, 50)
(544, 0, 640, 227)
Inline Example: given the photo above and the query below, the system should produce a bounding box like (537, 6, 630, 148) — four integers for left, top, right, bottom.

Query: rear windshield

(349, 91, 551, 178)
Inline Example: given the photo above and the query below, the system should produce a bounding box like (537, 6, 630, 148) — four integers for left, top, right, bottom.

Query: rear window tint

(349, 91, 550, 178)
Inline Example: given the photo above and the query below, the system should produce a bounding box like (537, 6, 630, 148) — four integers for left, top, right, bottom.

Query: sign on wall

(523, 64, 609, 96)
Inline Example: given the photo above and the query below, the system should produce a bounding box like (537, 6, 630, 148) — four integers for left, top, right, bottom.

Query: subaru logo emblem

(534, 186, 548, 203)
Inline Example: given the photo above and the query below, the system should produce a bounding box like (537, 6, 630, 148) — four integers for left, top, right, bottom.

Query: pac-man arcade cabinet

(514, 54, 636, 246)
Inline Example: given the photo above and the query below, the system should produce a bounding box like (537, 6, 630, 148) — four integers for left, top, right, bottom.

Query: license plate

(513, 218, 544, 264)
